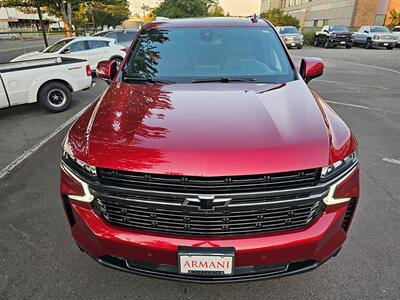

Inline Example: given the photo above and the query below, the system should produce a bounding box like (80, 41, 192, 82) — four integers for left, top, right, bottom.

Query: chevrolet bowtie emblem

(183, 195, 232, 210)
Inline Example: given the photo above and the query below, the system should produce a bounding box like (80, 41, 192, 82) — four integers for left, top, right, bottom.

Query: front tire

(386, 46, 393, 50)
(38, 82, 72, 113)
(346, 44, 352, 49)
(324, 39, 331, 48)
(313, 38, 319, 47)
(297, 45, 303, 49)
(365, 39, 372, 49)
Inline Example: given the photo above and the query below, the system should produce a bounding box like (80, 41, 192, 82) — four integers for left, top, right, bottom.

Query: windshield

(43, 39, 74, 53)
(330, 25, 348, 31)
(280, 27, 299, 34)
(371, 26, 390, 33)
(123, 27, 295, 84)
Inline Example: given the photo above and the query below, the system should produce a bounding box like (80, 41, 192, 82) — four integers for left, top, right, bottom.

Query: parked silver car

(391, 26, 400, 46)
(276, 26, 303, 49)
(353, 26, 397, 49)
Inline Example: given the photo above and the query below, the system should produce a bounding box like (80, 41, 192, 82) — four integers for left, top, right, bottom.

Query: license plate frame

(178, 246, 235, 276)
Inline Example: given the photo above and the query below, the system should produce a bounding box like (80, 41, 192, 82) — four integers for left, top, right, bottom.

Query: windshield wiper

(123, 77, 175, 84)
(192, 77, 257, 83)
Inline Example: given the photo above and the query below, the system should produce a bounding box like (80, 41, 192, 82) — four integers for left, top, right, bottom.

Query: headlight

(331, 33, 337, 37)
(62, 139, 97, 177)
(373, 35, 379, 40)
(321, 151, 358, 180)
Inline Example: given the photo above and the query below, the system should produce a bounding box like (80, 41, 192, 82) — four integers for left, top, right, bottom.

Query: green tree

(154, 0, 218, 18)
(92, 0, 130, 27)
(1, 0, 130, 34)
(389, 8, 400, 26)
(209, 3, 224, 17)
(261, 8, 300, 28)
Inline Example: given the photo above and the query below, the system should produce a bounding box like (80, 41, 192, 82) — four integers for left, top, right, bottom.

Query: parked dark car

(92, 29, 138, 48)
(276, 26, 303, 49)
(314, 25, 353, 48)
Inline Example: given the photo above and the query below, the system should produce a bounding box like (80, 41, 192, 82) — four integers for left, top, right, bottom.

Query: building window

(313, 20, 318, 27)
(323, 19, 329, 25)
(374, 15, 385, 26)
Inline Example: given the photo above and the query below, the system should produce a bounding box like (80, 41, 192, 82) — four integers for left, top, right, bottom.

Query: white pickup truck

(0, 57, 93, 112)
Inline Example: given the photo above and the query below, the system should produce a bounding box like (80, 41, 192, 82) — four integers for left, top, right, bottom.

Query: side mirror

(363, 30, 369, 34)
(300, 57, 324, 84)
(61, 48, 70, 54)
(323, 30, 329, 33)
(96, 60, 117, 82)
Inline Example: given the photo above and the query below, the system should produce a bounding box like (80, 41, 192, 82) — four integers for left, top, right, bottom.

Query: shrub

(303, 31, 316, 46)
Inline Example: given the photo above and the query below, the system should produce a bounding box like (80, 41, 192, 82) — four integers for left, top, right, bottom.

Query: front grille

(97, 168, 320, 194)
(92, 168, 326, 236)
(337, 35, 352, 41)
(93, 196, 325, 236)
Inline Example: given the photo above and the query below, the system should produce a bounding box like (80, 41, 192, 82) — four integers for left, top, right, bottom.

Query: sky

(129, 0, 262, 17)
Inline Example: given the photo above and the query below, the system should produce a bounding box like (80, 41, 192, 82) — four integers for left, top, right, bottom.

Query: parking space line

(326, 100, 373, 110)
(314, 79, 390, 90)
(382, 158, 400, 165)
(326, 100, 399, 115)
(0, 105, 89, 180)
(323, 59, 400, 75)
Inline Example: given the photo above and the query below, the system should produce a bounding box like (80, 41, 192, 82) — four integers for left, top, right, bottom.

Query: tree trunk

(90, 4, 96, 33)
(60, 3, 72, 37)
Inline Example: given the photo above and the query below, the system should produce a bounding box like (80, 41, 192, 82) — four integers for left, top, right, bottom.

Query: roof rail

(154, 17, 170, 21)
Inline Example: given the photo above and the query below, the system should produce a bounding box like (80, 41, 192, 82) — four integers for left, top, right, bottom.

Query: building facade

(261, 0, 400, 28)
(0, 7, 60, 31)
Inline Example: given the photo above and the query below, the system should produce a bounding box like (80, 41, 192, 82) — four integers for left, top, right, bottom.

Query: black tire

(38, 82, 72, 113)
(313, 38, 319, 47)
(386, 46, 393, 50)
(297, 45, 303, 49)
(365, 39, 372, 49)
(346, 44, 352, 49)
(324, 39, 331, 48)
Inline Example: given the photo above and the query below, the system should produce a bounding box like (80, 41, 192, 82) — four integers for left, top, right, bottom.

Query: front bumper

(67, 197, 354, 282)
(372, 40, 397, 47)
(284, 41, 303, 48)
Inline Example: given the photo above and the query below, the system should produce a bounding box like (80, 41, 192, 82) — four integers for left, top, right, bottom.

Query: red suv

(60, 17, 359, 282)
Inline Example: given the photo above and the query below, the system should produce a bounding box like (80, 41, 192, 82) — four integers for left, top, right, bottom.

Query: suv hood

(372, 32, 396, 38)
(69, 80, 332, 176)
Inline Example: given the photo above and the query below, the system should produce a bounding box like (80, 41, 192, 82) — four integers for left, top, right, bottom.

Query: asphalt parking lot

(0, 36, 62, 63)
(0, 46, 399, 299)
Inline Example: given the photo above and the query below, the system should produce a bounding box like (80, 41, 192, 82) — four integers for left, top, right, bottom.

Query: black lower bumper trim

(95, 255, 323, 283)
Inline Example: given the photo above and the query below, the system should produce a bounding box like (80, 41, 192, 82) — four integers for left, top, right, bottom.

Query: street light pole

(36, 0, 48, 48)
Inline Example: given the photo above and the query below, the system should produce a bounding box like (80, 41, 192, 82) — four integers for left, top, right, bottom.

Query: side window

(69, 41, 87, 52)
(106, 32, 117, 40)
(88, 40, 109, 49)
(116, 32, 137, 42)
